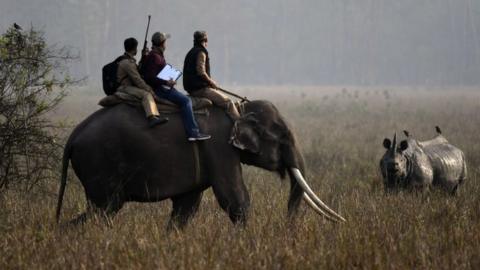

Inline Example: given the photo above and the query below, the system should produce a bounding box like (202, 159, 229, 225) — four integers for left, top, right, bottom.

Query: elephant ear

(230, 113, 261, 154)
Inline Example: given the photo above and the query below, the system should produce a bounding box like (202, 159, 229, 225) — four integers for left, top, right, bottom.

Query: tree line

(1, 0, 479, 86)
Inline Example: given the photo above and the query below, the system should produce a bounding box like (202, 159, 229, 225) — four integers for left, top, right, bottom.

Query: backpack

(102, 55, 127, 95)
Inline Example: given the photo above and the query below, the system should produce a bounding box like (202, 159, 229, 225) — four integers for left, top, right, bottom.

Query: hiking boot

(148, 116, 169, 127)
(188, 133, 211, 141)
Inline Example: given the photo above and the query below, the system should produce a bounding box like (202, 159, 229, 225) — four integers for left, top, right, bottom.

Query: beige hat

(151, 32, 171, 45)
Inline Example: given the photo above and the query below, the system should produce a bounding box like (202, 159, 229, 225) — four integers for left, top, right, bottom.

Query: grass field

(1, 87, 480, 269)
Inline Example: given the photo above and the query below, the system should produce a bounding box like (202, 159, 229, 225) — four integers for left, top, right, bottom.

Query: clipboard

(156, 64, 182, 81)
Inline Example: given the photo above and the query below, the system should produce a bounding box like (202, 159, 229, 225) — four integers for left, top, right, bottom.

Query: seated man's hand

(167, 79, 176, 87)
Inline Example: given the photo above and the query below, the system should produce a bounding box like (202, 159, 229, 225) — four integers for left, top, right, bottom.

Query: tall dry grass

(1, 87, 480, 269)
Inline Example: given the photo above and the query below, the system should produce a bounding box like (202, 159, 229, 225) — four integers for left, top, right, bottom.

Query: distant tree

(0, 24, 79, 192)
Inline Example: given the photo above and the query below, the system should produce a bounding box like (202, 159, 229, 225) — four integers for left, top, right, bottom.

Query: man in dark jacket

(143, 32, 210, 141)
(183, 31, 240, 121)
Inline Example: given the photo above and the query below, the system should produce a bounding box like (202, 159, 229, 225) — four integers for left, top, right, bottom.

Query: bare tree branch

(0, 25, 78, 192)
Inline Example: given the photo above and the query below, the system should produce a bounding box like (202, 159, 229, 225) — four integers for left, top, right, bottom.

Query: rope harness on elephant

(190, 101, 247, 184)
(235, 100, 247, 116)
(192, 142, 200, 184)
(97, 93, 250, 186)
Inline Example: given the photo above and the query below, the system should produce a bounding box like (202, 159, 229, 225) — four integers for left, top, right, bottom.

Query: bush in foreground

(0, 24, 78, 192)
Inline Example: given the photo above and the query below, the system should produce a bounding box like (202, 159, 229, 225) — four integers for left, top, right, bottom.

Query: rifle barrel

(143, 15, 151, 50)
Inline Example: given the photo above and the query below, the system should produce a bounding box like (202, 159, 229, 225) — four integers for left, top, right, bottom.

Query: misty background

(1, 0, 479, 87)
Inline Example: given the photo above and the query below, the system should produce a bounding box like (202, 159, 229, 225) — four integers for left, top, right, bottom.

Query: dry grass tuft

(1, 87, 480, 269)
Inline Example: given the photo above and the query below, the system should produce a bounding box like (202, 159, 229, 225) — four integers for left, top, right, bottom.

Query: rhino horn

(391, 132, 397, 153)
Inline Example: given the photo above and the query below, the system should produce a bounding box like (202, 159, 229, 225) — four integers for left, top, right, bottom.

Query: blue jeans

(154, 87, 200, 137)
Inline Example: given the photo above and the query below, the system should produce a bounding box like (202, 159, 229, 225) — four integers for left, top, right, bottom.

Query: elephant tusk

(291, 168, 346, 222)
(302, 193, 340, 222)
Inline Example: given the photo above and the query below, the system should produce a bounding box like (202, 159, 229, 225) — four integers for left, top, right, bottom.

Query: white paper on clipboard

(156, 64, 182, 81)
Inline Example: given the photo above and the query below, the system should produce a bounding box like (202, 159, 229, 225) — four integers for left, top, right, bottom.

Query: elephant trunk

(287, 168, 305, 219)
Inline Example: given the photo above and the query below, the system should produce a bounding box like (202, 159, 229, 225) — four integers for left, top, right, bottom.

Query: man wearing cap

(117, 37, 168, 127)
(183, 31, 240, 121)
(143, 32, 211, 141)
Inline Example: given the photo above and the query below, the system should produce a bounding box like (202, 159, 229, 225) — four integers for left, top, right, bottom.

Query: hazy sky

(1, 0, 479, 86)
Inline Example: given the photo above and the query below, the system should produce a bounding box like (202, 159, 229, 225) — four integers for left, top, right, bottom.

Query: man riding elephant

(143, 32, 210, 141)
(117, 37, 169, 127)
(183, 31, 241, 121)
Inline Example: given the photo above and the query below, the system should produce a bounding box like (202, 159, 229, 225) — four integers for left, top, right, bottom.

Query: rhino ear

(383, 138, 391, 149)
(229, 114, 260, 154)
(399, 140, 408, 151)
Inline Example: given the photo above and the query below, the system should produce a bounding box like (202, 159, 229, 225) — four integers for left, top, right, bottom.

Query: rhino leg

(167, 190, 203, 231)
(452, 159, 468, 195)
(450, 175, 466, 196)
(451, 185, 459, 195)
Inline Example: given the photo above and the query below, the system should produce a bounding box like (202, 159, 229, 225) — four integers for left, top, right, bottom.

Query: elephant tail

(56, 140, 72, 223)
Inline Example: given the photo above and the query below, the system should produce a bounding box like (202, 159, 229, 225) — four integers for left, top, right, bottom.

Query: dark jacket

(143, 47, 169, 89)
(183, 45, 210, 92)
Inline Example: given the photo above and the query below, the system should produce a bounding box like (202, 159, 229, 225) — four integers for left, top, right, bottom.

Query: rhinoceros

(380, 126, 467, 194)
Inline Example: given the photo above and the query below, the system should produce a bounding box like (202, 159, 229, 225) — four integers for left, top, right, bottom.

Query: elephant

(56, 100, 345, 229)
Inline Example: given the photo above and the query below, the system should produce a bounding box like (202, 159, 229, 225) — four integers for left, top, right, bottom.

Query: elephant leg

(94, 193, 125, 226)
(167, 190, 203, 231)
(67, 191, 125, 227)
(66, 197, 124, 227)
(211, 171, 250, 226)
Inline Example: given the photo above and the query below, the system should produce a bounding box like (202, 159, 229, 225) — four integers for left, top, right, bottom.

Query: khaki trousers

(117, 86, 159, 117)
(190, 88, 240, 120)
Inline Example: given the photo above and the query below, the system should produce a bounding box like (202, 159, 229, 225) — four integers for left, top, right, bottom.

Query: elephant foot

(227, 207, 249, 227)
(59, 198, 124, 229)
(55, 212, 90, 230)
(166, 218, 188, 233)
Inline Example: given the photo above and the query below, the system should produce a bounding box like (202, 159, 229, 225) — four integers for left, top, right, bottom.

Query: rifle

(138, 15, 151, 72)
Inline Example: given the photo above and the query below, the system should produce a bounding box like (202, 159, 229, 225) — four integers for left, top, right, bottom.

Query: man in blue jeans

(143, 32, 211, 141)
